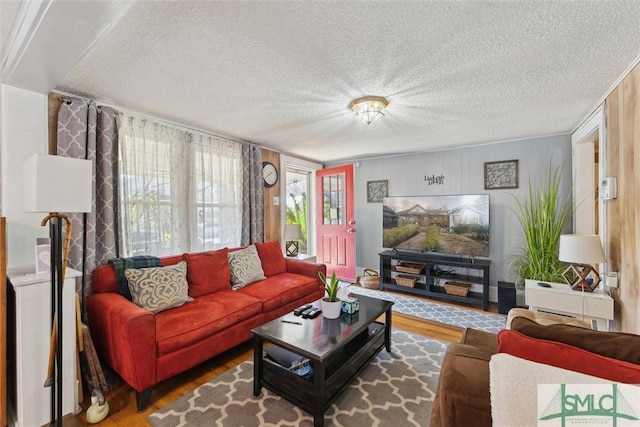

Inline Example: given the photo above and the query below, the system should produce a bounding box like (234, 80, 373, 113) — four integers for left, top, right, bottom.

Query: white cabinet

(8, 266, 81, 427)
(524, 279, 614, 330)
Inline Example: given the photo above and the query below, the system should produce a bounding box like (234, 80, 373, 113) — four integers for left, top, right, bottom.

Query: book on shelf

(265, 345, 313, 379)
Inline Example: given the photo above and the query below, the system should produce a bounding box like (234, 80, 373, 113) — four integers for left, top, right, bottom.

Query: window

(285, 167, 311, 255)
(119, 116, 242, 256)
(191, 134, 243, 251)
(322, 173, 345, 225)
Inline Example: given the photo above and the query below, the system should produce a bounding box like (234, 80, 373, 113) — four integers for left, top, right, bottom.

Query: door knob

(348, 220, 356, 225)
(347, 228, 356, 233)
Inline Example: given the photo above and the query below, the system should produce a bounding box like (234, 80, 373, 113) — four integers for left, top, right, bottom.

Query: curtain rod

(51, 90, 258, 148)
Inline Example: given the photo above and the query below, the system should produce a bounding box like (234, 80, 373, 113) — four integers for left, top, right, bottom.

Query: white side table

(8, 266, 81, 427)
(524, 279, 614, 331)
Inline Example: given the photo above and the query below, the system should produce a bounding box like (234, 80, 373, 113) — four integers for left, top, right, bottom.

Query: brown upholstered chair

(430, 309, 591, 427)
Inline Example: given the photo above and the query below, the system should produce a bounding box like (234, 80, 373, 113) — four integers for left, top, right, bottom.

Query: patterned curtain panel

(241, 144, 264, 244)
(57, 98, 119, 317)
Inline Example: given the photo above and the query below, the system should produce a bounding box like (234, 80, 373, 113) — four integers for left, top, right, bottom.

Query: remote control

(302, 307, 320, 318)
(306, 308, 322, 319)
(293, 304, 313, 316)
(300, 307, 315, 318)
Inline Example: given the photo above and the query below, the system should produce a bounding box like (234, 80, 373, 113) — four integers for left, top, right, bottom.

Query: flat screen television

(382, 194, 489, 257)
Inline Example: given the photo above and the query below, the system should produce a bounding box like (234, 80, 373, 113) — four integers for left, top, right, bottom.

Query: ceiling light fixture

(348, 96, 389, 125)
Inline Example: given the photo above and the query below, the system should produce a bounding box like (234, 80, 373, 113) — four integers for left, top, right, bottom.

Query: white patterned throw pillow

(228, 245, 267, 290)
(124, 261, 193, 314)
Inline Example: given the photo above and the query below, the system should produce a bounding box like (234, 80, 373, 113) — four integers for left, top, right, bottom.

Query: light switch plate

(273, 196, 279, 206)
(606, 271, 618, 288)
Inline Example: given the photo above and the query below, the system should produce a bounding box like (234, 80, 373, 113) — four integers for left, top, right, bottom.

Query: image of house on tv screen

(383, 194, 489, 257)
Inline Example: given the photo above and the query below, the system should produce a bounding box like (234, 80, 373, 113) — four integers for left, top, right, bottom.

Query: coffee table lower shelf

(255, 322, 387, 426)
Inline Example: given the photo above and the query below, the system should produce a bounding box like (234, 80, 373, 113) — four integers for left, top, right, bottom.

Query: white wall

(342, 134, 572, 302)
(1, 84, 49, 267)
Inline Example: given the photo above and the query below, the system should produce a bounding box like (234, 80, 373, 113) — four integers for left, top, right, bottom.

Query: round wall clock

(262, 161, 278, 188)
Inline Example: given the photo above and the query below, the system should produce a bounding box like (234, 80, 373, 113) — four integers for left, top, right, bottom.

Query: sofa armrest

(86, 293, 157, 392)
(506, 307, 591, 329)
(285, 258, 326, 289)
(460, 328, 498, 354)
(431, 343, 493, 427)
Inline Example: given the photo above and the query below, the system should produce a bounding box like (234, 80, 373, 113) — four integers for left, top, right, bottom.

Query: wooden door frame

(571, 106, 606, 272)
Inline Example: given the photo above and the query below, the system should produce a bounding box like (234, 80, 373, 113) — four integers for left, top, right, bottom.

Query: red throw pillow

(497, 329, 640, 383)
(182, 248, 230, 297)
(255, 241, 287, 277)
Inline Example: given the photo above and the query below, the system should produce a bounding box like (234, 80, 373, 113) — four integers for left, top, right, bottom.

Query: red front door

(316, 164, 356, 282)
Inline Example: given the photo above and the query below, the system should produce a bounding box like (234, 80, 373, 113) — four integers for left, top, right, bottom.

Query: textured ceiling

(8, 1, 640, 163)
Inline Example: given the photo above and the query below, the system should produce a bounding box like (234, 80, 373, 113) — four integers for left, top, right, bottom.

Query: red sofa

(86, 242, 325, 411)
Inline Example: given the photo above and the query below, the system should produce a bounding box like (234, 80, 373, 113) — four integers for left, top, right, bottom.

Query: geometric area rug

(348, 285, 506, 334)
(148, 329, 447, 427)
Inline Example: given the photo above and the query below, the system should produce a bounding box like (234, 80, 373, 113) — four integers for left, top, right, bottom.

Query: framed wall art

(484, 159, 519, 190)
(367, 180, 388, 202)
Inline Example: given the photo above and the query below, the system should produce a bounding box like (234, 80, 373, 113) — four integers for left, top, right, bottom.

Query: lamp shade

(23, 154, 92, 213)
(283, 224, 302, 240)
(558, 234, 605, 264)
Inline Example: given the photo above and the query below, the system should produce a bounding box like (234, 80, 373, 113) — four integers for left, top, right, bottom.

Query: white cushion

(489, 353, 611, 427)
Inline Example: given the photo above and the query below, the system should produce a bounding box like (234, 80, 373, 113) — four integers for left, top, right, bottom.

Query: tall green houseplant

(509, 163, 571, 287)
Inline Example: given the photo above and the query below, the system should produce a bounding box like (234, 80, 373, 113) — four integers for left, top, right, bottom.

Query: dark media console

(379, 250, 491, 310)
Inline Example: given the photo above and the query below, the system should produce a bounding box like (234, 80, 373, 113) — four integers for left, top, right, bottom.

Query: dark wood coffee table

(252, 293, 393, 427)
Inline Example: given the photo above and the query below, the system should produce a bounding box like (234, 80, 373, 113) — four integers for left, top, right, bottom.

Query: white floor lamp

(23, 154, 92, 427)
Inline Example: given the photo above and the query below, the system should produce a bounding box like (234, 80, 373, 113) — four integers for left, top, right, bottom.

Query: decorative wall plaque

(367, 180, 388, 202)
(424, 174, 445, 185)
(484, 159, 518, 190)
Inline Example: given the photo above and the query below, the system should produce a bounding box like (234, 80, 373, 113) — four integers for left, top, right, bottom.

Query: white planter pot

(322, 299, 342, 319)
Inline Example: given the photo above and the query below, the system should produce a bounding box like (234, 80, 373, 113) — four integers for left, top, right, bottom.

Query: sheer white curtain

(118, 114, 243, 256)
(190, 133, 243, 250)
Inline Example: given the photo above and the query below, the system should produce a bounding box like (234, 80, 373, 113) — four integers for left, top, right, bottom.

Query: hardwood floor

(65, 293, 499, 426)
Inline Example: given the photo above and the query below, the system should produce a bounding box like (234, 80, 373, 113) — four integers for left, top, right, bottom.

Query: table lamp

(283, 224, 303, 257)
(23, 154, 92, 427)
(558, 234, 605, 292)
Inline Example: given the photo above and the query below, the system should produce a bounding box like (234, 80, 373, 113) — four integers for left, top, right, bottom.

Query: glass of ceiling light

(348, 96, 389, 125)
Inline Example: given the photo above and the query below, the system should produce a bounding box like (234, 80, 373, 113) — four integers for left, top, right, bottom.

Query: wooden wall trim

(48, 93, 64, 155)
(262, 149, 281, 243)
(605, 62, 639, 333)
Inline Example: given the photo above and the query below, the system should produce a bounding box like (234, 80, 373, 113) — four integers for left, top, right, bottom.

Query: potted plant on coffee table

(319, 270, 342, 319)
